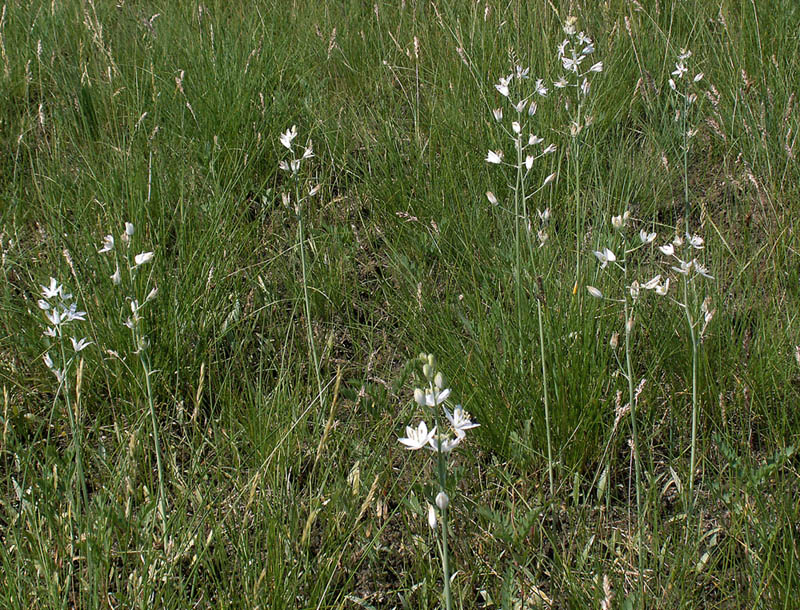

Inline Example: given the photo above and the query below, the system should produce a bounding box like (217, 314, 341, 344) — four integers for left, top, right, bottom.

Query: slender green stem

(514, 128, 524, 366)
(431, 382, 452, 610)
(537, 299, 553, 496)
(685, 276, 699, 510)
(296, 179, 323, 405)
(623, 255, 644, 608)
(141, 350, 167, 536)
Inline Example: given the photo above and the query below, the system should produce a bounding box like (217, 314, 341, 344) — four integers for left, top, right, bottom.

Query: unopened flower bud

(436, 491, 449, 511)
(427, 504, 437, 529)
(427, 353, 436, 368)
(422, 363, 433, 380)
(414, 388, 425, 406)
(434, 372, 446, 390)
(610, 332, 619, 349)
(626, 316, 635, 333)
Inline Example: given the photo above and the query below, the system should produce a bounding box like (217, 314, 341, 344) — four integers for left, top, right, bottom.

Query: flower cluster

(39, 277, 89, 382)
(278, 125, 314, 176)
(586, 211, 668, 300)
(554, 16, 603, 134)
(399, 355, 479, 454)
(668, 49, 705, 145)
(485, 65, 556, 221)
(658, 233, 713, 280)
(97, 222, 157, 354)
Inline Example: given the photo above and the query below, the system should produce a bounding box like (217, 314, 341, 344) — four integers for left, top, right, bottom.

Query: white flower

(427, 504, 437, 529)
(492, 107, 503, 122)
(611, 214, 626, 229)
(512, 121, 521, 134)
(655, 278, 670, 296)
(658, 243, 675, 256)
(435, 491, 449, 510)
(693, 260, 714, 279)
(594, 247, 616, 269)
(514, 99, 527, 113)
(41, 277, 61, 299)
(542, 173, 556, 186)
(415, 387, 451, 406)
(495, 82, 510, 97)
(589, 61, 603, 73)
(672, 62, 688, 79)
(528, 101, 537, 116)
(525, 155, 534, 170)
(668, 78, 677, 91)
(538, 208, 551, 222)
(687, 233, 704, 249)
(111, 265, 121, 285)
(290, 159, 301, 173)
(133, 251, 154, 267)
(302, 142, 314, 159)
(279, 125, 297, 149)
(46, 308, 62, 326)
(694, 72, 704, 82)
(43, 352, 54, 369)
(278, 160, 290, 172)
(587, 285, 603, 299)
(399, 421, 436, 450)
(444, 405, 480, 435)
(557, 38, 569, 57)
(562, 55, 579, 72)
(71, 337, 92, 352)
(554, 77, 568, 88)
(98, 234, 114, 253)
(642, 275, 661, 290)
(486, 191, 498, 206)
(672, 259, 692, 275)
(64, 303, 86, 322)
(309, 184, 321, 197)
(427, 432, 462, 453)
(37, 299, 50, 310)
(639, 229, 656, 244)
(542, 143, 557, 155)
(125, 222, 135, 236)
(485, 150, 503, 164)
(534, 79, 548, 96)
(630, 281, 640, 300)
(528, 134, 543, 146)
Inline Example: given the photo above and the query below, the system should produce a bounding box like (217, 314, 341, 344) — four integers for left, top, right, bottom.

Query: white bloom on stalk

(594, 247, 616, 269)
(399, 421, 436, 450)
(534, 79, 548, 96)
(658, 243, 675, 256)
(486, 191, 498, 206)
(111, 265, 122, 285)
(443, 405, 480, 435)
(98, 234, 114, 253)
(485, 150, 503, 164)
(279, 125, 297, 149)
(642, 275, 661, 290)
(133, 251, 154, 267)
(427, 432, 462, 454)
(639, 229, 656, 244)
(686, 233, 704, 249)
(41, 277, 62, 299)
(655, 278, 670, 296)
(587, 285, 603, 299)
(70, 337, 92, 352)
(436, 491, 449, 510)
(492, 108, 503, 122)
(415, 387, 451, 406)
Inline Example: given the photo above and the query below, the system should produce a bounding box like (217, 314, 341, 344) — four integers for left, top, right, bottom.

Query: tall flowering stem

(656, 233, 714, 512)
(555, 17, 603, 295)
(98, 223, 166, 535)
(486, 66, 556, 492)
(399, 354, 479, 610)
(39, 277, 91, 522)
(587, 212, 662, 606)
(279, 126, 324, 405)
(666, 49, 712, 512)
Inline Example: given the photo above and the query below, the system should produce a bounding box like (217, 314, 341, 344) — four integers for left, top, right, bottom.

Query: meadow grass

(1, 1, 799, 607)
